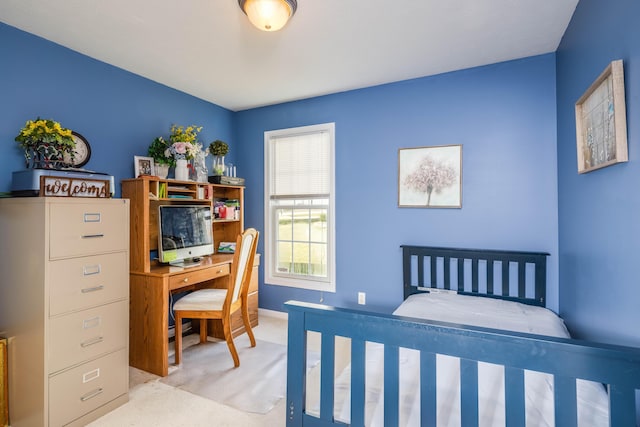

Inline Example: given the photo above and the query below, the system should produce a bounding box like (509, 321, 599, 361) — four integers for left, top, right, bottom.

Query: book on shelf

(159, 183, 167, 198)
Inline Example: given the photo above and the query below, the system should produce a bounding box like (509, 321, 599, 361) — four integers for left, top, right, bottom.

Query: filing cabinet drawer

(169, 263, 230, 291)
(49, 252, 128, 316)
(49, 301, 128, 373)
(49, 349, 128, 427)
(49, 201, 128, 259)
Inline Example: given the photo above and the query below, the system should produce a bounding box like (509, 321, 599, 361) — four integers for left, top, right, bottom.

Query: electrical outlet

(358, 292, 366, 305)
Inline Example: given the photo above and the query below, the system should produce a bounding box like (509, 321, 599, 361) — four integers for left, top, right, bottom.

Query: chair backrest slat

(230, 229, 258, 304)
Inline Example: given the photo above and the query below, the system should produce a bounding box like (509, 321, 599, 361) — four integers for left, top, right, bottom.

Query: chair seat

(174, 288, 227, 311)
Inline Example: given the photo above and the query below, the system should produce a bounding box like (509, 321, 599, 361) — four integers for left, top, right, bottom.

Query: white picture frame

(134, 155, 155, 178)
(398, 144, 462, 208)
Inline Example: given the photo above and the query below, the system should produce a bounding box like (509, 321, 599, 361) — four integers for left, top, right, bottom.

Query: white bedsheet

(307, 292, 610, 426)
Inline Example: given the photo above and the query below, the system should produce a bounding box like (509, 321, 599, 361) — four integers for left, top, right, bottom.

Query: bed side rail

(285, 300, 640, 427)
(401, 245, 549, 306)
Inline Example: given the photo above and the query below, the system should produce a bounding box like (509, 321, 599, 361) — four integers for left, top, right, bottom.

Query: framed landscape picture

(398, 144, 462, 208)
(575, 59, 628, 174)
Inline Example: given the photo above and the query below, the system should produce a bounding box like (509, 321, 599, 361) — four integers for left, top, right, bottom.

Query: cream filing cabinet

(0, 197, 130, 427)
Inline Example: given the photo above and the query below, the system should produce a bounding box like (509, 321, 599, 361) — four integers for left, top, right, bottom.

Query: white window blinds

(269, 130, 330, 198)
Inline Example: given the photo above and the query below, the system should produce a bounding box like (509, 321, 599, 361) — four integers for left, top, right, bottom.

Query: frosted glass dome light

(238, 0, 297, 32)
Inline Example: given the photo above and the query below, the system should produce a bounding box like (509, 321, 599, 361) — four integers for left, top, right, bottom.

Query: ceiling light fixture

(238, 0, 297, 32)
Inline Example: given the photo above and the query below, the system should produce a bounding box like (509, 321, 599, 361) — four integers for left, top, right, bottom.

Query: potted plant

(147, 136, 173, 178)
(209, 140, 229, 176)
(15, 118, 76, 169)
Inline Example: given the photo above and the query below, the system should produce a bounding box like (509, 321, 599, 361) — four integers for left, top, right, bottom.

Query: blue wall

(235, 54, 560, 314)
(0, 22, 235, 197)
(556, 0, 640, 348)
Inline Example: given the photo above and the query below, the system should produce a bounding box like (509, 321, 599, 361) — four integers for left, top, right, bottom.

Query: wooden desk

(129, 255, 233, 377)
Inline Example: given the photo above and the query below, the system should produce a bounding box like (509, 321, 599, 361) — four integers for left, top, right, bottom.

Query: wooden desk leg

(129, 274, 170, 376)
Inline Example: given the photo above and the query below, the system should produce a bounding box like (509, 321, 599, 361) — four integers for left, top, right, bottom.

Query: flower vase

(175, 159, 189, 181)
(155, 163, 169, 179)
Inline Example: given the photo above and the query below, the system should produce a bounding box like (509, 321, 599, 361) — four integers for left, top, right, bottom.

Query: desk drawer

(49, 252, 128, 316)
(169, 264, 229, 291)
(49, 201, 128, 259)
(49, 301, 128, 373)
(49, 349, 127, 427)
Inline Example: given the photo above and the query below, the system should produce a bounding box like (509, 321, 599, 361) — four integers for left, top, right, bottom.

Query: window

(264, 123, 335, 292)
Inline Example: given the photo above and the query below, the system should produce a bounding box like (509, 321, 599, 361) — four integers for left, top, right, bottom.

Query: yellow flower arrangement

(15, 118, 74, 147)
(15, 118, 76, 168)
(169, 124, 202, 144)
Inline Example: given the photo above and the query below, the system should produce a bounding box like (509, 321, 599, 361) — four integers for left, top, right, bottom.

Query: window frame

(263, 122, 336, 292)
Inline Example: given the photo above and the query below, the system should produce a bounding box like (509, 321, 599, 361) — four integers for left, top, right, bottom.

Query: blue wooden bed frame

(285, 245, 640, 426)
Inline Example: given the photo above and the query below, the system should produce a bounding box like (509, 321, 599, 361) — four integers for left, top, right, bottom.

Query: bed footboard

(285, 301, 640, 426)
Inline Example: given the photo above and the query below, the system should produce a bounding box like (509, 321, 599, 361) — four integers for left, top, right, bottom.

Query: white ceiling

(1, 0, 579, 112)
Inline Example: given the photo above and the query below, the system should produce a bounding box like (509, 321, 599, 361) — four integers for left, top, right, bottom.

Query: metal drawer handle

(81, 285, 104, 294)
(216, 269, 223, 274)
(80, 336, 104, 348)
(83, 264, 102, 276)
(182, 277, 189, 283)
(81, 234, 104, 239)
(84, 213, 101, 223)
(80, 387, 104, 402)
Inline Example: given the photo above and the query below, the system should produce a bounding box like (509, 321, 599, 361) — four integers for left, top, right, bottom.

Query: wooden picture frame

(134, 155, 155, 178)
(575, 59, 628, 174)
(398, 144, 462, 208)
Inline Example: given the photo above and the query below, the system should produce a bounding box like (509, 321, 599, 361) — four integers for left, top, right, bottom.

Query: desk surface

(131, 254, 234, 277)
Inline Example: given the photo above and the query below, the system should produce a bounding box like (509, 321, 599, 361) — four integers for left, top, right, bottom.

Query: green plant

(209, 140, 229, 156)
(147, 136, 174, 166)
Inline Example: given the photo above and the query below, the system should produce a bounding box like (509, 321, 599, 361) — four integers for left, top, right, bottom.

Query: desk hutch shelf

(122, 176, 245, 273)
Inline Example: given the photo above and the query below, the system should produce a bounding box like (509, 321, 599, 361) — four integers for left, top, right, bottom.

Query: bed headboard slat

(486, 259, 495, 295)
(501, 260, 510, 296)
(402, 245, 549, 307)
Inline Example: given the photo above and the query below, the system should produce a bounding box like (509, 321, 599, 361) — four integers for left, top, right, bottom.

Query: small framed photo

(134, 155, 155, 178)
(575, 59, 628, 173)
(398, 144, 462, 208)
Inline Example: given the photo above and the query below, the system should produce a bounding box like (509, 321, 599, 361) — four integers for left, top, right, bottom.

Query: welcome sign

(39, 176, 110, 198)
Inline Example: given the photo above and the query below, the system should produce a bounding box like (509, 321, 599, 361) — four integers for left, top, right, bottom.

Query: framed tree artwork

(398, 144, 462, 208)
(575, 59, 628, 174)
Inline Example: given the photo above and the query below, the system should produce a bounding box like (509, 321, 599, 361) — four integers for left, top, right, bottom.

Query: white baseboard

(258, 307, 288, 320)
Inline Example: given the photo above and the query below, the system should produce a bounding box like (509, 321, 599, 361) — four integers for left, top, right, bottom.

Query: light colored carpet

(160, 335, 318, 415)
(89, 380, 265, 427)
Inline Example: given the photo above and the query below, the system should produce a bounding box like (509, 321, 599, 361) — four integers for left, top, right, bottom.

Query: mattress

(306, 292, 610, 426)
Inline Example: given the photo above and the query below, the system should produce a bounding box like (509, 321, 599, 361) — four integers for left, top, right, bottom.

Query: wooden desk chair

(173, 228, 259, 367)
